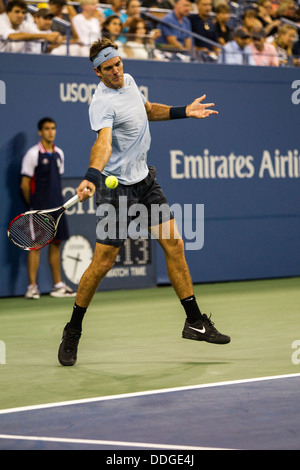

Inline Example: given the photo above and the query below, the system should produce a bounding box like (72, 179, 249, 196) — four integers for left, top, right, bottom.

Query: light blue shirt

(89, 73, 150, 185)
(159, 11, 192, 46)
(219, 40, 255, 65)
(103, 8, 128, 24)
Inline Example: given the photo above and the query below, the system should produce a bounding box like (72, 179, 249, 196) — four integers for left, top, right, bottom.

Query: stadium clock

(62, 235, 93, 285)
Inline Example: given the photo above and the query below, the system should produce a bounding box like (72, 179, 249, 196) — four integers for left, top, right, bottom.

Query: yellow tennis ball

(105, 175, 119, 189)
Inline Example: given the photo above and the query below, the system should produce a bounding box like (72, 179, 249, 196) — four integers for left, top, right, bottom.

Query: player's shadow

(2, 132, 28, 295)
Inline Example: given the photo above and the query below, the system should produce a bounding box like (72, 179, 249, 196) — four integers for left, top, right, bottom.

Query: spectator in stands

(101, 14, 127, 55)
(125, 0, 141, 28)
(125, 16, 160, 58)
(30, 8, 64, 54)
(276, 0, 299, 22)
(189, 0, 219, 56)
(249, 27, 279, 66)
(0, 0, 62, 53)
(273, 23, 297, 65)
(48, 0, 79, 43)
(103, 0, 128, 24)
(158, 0, 192, 52)
(219, 26, 256, 65)
(127, 0, 141, 16)
(125, 17, 150, 58)
(241, 8, 263, 36)
(48, 0, 88, 55)
(122, 0, 141, 32)
(72, 0, 103, 49)
(124, 0, 161, 36)
(214, 3, 232, 46)
(124, 0, 153, 32)
(256, 0, 281, 38)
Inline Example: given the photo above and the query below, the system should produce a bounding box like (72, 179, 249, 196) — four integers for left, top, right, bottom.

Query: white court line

(0, 434, 230, 450)
(0, 372, 300, 415)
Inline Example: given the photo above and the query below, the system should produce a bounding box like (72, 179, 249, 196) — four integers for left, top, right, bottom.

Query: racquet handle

(62, 195, 80, 210)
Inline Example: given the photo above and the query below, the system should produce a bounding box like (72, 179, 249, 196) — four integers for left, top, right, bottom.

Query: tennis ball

(105, 175, 119, 189)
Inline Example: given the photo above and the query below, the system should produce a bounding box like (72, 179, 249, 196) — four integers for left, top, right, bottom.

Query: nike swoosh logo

(104, 52, 111, 57)
(189, 326, 206, 334)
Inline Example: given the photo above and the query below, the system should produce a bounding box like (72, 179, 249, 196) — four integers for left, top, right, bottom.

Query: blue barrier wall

(0, 53, 299, 296)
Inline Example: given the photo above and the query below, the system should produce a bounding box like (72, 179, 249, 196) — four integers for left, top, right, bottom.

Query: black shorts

(95, 166, 174, 247)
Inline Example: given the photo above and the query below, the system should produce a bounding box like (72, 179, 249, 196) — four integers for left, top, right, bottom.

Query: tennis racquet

(7, 195, 80, 251)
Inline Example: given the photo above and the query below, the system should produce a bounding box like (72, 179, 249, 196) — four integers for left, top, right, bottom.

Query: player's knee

(91, 244, 119, 276)
(163, 236, 185, 257)
(173, 237, 185, 255)
(92, 256, 115, 276)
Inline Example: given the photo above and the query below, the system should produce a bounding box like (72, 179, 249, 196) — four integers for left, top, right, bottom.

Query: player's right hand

(77, 180, 95, 201)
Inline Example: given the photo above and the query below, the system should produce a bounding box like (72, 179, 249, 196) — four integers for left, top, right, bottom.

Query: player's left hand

(186, 95, 218, 119)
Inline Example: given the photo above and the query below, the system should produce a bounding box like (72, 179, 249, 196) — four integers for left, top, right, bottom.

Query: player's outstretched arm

(186, 94, 218, 119)
(145, 94, 218, 122)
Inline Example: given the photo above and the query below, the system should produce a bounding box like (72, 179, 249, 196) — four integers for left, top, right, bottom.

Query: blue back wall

(0, 53, 299, 296)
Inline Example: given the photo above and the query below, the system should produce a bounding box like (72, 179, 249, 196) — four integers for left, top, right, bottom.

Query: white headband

(92, 47, 120, 68)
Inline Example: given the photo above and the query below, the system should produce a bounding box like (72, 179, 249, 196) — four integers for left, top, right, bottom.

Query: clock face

(62, 235, 93, 285)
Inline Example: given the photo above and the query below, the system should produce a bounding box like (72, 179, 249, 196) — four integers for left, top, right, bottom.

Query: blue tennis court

(1, 374, 300, 450)
(1, 279, 300, 452)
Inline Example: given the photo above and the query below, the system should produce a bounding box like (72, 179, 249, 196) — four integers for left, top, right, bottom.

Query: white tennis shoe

(25, 284, 41, 300)
(50, 282, 76, 298)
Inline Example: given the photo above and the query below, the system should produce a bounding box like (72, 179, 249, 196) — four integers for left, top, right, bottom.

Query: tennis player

(58, 38, 230, 366)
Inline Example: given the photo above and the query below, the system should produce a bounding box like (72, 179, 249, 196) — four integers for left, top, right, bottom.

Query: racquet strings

(9, 212, 56, 249)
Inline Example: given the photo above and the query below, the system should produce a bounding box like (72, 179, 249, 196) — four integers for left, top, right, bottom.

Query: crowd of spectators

(1, 0, 300, 66)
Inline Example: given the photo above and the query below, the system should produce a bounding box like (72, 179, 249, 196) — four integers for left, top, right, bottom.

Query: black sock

(180, 295, 202, 324)
(69, 303, 87, 331)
